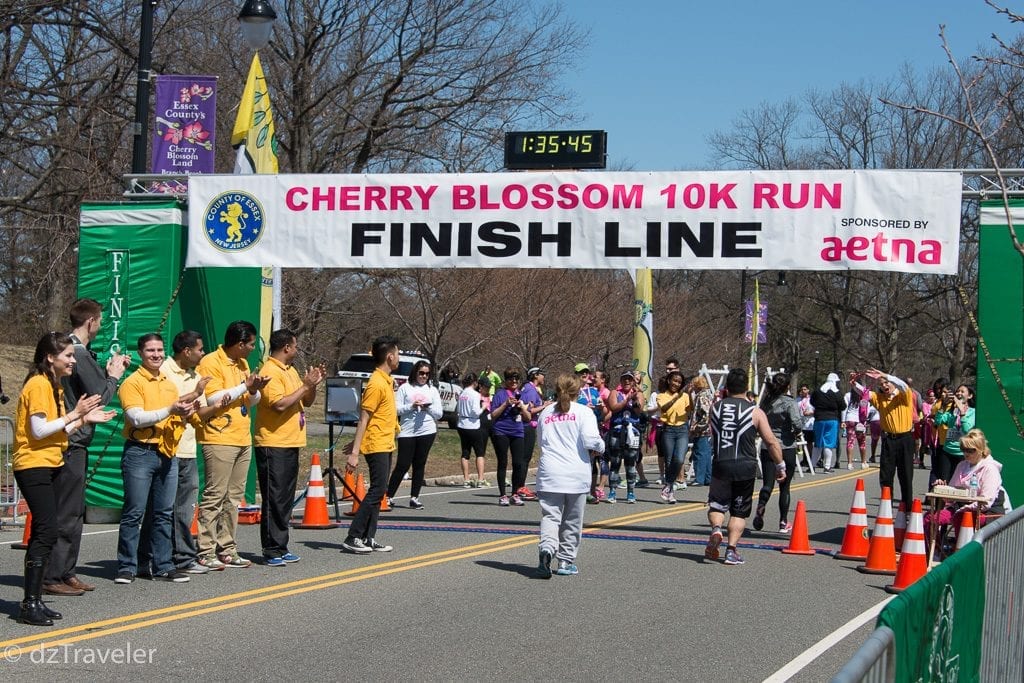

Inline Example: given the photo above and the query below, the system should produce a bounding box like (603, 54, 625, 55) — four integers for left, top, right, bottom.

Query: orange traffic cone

(380, 492, 392, 512)
(294, 453, 341, 529)
(893, 500, 907, 552)
(954, 509, 975, 552)
(885, 499, 928, 593)
(857, 486, 897, 575)
(342, 470, 356, 501)
(834, 478, 871, 561)
(190, 506, 200, 538)
(13, 511, 32, 550)
(781, 500, 815, 555)
(344, 473, 366, 517)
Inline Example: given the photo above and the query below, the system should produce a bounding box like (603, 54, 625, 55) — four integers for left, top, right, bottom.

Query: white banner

(186, 170, 962, 273)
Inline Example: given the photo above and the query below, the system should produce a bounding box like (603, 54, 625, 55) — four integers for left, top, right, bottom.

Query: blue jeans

(661, 424, 690, 484)
(691, 435, 712, 484)
(117, 444, 178, 576)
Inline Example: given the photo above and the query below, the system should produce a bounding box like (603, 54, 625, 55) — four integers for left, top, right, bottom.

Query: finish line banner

(186, 170, 962, 273)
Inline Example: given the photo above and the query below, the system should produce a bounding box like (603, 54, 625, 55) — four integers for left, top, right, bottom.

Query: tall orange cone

(294, 453, 342, 529)
(893, 500, 907, 552)
(834, 478, 870, 561)
(857, 486, 897, 575)
(885, 498, 928, 593)
(344, 473, 366, 517)
(13, 511, 32, 550)
(781, 500, 815, 555)
(190, 506, 200, 537)
(380, 492, 392, 512)
(342, 470, 356, 501)
(954, 509, 975, 552)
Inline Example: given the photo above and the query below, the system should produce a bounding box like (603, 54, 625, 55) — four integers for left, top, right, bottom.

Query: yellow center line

(1, 469, 875, 653)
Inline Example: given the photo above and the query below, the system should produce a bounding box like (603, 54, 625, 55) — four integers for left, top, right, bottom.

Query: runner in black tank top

(704, 368, 784, 566)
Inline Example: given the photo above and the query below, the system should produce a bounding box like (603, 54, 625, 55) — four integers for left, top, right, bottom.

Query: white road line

(763, 596, 894, 682)
(0, 527, 118, 546)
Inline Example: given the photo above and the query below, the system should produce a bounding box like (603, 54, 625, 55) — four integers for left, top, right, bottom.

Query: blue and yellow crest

(203, 191, 265, 252)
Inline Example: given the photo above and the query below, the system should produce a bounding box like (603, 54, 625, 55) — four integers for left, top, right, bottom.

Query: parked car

(334, 352, 462, 428)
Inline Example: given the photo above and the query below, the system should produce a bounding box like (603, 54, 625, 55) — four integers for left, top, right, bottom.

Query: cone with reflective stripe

(885, 498, 927, 593)
(857, 486, 897, 575)
(344, 473, 366, 517)
(834, 478, 871, 560)
(293, 453, 341, 529)
(190, 506, 200, 538)
(380, 492, 392, 512)
(781, 500, 815, 555)
(955, 509, 975, 552)
(893, 500, 907, 552)
(12, 511, 31, 550)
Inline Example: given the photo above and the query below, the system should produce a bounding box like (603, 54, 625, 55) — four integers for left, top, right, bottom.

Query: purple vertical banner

(744, 300, 768, 343)
(151, 75, 217, 174)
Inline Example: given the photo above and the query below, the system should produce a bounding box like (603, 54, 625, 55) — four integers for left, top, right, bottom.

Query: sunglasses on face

(417, 371, 430, 376)
(962, 447, 977, 453)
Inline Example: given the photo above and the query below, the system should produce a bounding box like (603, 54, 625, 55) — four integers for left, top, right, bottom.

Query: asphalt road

(0, 463, 929, 681)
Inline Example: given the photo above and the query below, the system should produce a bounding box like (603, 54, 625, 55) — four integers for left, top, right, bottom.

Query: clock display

(504, 129, 607, 170)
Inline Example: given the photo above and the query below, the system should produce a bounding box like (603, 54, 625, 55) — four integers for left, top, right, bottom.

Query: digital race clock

(504, 130, 607, 170)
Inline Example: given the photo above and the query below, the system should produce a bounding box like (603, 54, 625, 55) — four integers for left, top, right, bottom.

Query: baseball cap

(574, 362, 590, 373)
(620, 370, 635, 379)
(527, 367, 543, 379)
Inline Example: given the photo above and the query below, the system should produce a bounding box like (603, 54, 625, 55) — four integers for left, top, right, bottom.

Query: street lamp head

(239, 0, 277, 50)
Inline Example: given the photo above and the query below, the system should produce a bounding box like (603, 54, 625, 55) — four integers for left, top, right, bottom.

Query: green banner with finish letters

(877, 541, 985, 683)
(78, 200, 263, 511)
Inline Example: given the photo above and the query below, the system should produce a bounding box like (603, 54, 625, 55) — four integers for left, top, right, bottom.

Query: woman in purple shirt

(489, 367, 531, 506)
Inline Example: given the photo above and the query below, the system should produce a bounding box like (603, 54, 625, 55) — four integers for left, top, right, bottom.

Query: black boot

(18, 559, 54, 626)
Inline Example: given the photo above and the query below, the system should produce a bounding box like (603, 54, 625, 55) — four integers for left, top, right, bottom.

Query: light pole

(130, 1, 276, 176)
(814, 350, 820, 386)
(131, 1, 157, 174)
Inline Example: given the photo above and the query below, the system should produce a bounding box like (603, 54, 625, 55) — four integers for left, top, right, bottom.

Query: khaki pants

(197, 444, 251, 558)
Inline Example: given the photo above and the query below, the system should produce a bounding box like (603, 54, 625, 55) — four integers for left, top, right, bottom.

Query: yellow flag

(632, 268, 654, 396)
(232, 53, 278, 354)
(232, 53, 278, 174)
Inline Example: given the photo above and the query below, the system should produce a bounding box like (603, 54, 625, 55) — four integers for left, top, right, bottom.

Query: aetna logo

(821, 234, 941, 265)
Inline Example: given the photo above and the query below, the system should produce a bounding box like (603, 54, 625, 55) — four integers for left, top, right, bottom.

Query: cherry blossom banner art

(152, 75, 217, 175)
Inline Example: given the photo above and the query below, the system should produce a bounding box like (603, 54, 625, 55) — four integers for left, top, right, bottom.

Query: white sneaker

(847, 463, 854, 470)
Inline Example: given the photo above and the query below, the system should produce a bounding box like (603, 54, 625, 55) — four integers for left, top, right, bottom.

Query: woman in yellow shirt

(649, 371, 691, 504)
(12, 332, 114, 626)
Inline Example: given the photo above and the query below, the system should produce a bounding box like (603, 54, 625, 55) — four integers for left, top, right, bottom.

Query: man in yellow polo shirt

(254, 329, 326, 566)
(864, 367, 916, 510)
(342, 336, 400, 554)
(196, 321, 269, 570)
(115, 333, 198, 584)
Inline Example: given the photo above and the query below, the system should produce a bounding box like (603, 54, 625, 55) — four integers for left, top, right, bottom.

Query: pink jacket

(949, 455, 1003, 509)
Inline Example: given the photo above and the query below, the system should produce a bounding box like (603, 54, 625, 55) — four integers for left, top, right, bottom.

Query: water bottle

(968, 474, 979, 498)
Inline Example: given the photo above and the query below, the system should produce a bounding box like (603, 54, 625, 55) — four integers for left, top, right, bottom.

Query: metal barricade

(975, 505, 1024, 683)
(833, 504, 1024, 682)
(0, 416, 19, 528)
(832, 626, 895, 683)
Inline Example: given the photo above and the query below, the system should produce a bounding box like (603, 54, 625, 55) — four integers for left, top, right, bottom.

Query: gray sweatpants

(538, 492, 587, 563)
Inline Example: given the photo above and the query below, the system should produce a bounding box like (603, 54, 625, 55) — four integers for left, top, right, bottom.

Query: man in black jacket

(44, 298, 130, 596)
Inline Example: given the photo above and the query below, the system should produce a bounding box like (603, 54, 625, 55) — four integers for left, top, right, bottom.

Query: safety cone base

(292, 520, 343, 529)
(856, 564, 897, 576)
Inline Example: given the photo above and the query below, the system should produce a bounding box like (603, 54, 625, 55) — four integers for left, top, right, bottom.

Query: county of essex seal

(204, 191, 265, 252)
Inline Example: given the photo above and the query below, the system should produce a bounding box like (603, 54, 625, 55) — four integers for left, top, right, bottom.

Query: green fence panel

(877, 541, 985, 683)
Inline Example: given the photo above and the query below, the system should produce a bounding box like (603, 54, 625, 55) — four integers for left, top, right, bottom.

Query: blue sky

(561, 0, 1018, 170)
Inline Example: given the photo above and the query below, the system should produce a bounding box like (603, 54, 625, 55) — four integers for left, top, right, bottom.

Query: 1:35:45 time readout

(519, 134, 593, 154)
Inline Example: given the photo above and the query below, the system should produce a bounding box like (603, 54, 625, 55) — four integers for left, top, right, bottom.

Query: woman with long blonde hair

(534, 374, 605, 577)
